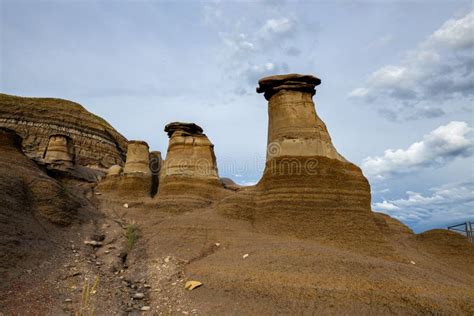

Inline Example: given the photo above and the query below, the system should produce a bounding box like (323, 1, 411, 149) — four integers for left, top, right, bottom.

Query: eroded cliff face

(0, 127, 86, 281)
(155, 122, 224, 211)
(0, 93, 128, 169)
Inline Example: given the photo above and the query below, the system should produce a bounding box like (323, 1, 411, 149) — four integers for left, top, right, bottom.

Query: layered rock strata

(155, 122, 224, 211)
(97, 141, 154, 197)
(43, 134, 75, 170)
(0, 93, 128, 169)
(258, 74, 345, 161)
(123, 141, 151, 175)
(219, 74, 393, 256)
(0, 128, 80, 225)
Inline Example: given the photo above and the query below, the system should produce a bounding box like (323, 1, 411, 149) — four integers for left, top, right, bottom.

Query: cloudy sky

(1, 0, 473, 232)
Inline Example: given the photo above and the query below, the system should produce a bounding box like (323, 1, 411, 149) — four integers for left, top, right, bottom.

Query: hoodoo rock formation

(219, 74, 393, 256)
(0, 128, 81, 226)
(97, 141, 154, 197)
(258, 74, 345, 161)
(0, 93, 128, 169)
(155, 122, 224, 210)
(43, 134, 75, 170)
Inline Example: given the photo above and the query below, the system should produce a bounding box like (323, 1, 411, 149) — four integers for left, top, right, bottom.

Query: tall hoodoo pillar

(238, 73, 395, 257)
(257, 74, 345, 162)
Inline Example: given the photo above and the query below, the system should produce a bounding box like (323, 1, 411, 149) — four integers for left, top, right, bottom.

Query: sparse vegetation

(76, 276, 100, 316)
(125, 221, 138, 250)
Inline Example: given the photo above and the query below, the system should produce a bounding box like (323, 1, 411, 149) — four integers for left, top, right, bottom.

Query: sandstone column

(123, 141, 151, 175)
(155, 122, 223, 211)
(257, 74, 345, 162)
(43, 135, 75, 169)
(160, 122, 218, 180)
(247, 73, 394, 256)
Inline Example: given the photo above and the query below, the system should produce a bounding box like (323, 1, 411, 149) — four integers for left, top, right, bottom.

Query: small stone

(141, 306, 151, 311)
(84, 240, 103, 247)
(164, 256, 170, 263)
(132, 292, 145, 299)
(184, 281, 203, 291)
(123, 203, 129, 208)
(215, 243, 220, 247)
(91, 233, 105, 242)
(64, 298, 72, 303)
(243, 254, 249, 259)
(144, 284, 151, 288)
(410, 261, 416, 265)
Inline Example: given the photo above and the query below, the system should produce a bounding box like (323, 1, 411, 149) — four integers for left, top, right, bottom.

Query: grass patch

(125, 221, 138, 250)
(76, 276, 100, 316)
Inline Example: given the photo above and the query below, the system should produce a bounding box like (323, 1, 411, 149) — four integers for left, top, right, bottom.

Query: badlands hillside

(0, 74, 473, 315)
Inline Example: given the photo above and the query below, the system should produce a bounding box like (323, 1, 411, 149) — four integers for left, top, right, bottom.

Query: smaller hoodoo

(43, 134, 75, 171)
(154, 122, 224, 211)
(97, 141, 157, 197)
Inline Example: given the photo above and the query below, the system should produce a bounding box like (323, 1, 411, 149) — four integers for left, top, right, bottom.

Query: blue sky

(1, 0, 473, 232)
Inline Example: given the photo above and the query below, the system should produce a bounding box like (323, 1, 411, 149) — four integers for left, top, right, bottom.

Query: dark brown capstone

(256, 73, 322, 100)
(164, 122, 204, 138)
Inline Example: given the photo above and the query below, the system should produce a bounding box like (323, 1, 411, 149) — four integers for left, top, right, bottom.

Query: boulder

(107, 165, 123, 177)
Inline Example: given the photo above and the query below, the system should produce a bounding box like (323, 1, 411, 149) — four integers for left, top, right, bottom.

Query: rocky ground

(1, 181, 474, 315)
(0, 135, 473, 315)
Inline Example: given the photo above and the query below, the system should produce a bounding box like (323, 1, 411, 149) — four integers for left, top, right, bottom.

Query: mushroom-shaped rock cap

(256, 73, 321, 100)
(164, 122, 204, 138)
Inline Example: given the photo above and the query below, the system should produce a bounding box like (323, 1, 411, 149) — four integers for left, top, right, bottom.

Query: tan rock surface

(43, 134, 75, 170)
(257, 74, 345, 161)
(106, 164, 123, 177)
(123, 141, 151, 175)
(0, 93, 127, 169)
(155, 122, 225, 211)
(97, 141, 152, 197)
(218, 74, 394, 257)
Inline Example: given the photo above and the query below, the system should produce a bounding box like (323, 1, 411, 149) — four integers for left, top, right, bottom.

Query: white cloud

(350, 11, 474, 120)
(373, 200, 400, 211)
(373, 181, 474, 231)
(240, 62, 289, 85)
(426, 12, 474, 49)
(259, 17, 295, 36)
(222, 33, 256, 55)
(362, 121, 472, 179)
